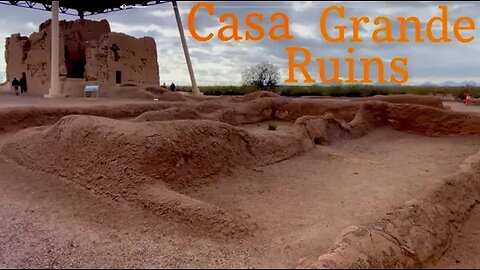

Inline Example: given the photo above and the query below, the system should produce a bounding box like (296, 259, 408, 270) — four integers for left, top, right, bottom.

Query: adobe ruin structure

(5, 19, 160, 96)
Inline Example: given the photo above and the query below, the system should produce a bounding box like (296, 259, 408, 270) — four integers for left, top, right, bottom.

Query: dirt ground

(443, 101, 480, 114)
(193, 126, 480, 268)
(431, 207, 480, 269)
(426, 101, 480, 269)
(2, 93, 480, 268)
(1, 124, 480, 268)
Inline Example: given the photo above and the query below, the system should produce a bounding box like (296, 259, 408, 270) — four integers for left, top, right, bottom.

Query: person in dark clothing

(170, 82, 176, 92)
(19, 77, 27, 93)
(12, 77, 19, 95)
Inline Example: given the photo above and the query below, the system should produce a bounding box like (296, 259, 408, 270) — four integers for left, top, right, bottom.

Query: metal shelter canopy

(1, 1, 171, 18)
(1, 0, 201, 97)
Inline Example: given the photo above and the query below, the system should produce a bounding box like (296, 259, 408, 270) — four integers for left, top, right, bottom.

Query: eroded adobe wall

(48, 19, 111, 79)
(84, 32, 160, 86)
(5, 31, 63, 96)
(5, 19, 111, 96)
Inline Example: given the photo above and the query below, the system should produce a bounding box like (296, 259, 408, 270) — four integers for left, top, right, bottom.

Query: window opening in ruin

(116, 71, 122, 84)
(22, 40, 31, 62)
(64, 45, 69, 61)
(64, 44, 86, 79)
(111, 43, 120, 62)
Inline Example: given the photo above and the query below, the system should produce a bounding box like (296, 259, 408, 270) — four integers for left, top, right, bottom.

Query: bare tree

(242, 61, 280, 90)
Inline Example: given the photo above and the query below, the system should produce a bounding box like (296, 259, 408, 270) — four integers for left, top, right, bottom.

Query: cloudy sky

(0, 1, 479, 86)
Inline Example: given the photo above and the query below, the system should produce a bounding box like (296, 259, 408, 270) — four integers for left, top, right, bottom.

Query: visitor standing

(12, 77, 19, 95)
(170, 82, 176, 92)
(19, 76, 27, 93)
(465, 95, 471, 105)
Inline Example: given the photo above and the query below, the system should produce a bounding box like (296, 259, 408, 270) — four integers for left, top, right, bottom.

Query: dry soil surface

(427, 101, 480, 269)
(443, 101, 480, 114)
(1, 125, 480, 268)
(431, 206, 480, 269)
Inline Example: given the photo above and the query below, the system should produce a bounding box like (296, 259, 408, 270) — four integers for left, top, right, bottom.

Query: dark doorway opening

(64, 44, 86, 78)
(116, 71, 122, 84)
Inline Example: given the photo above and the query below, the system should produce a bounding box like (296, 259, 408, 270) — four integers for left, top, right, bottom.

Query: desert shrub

(172, 83, 480, 98)
(242, 61, 280, 91)
(268, 123, 278, 131)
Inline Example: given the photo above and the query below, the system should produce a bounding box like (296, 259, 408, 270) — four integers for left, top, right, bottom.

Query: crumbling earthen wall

(50, 19, 111, 78)
(6, 32, 61, 96)
(5, 19, 159, 96)
(84, 32, 159, 85)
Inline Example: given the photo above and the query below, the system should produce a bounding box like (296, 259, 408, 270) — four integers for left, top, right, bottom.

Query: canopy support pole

(172, 0, 201, 95)
(45, 0, 62, 98)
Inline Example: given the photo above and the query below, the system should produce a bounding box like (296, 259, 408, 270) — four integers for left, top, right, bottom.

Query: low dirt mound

(294, 102, 480, 268)
(350, 101, 480, 137)
(210, 98, 359, 126)
(139, 184, 252, 238)
(292, 101, 480, 139)
(358, 94, 445, 109)
(295, 114, 354, 145)
(100, 85, 158, 100)
(386, 103, 480, 137)
(101, 85, 187, 102)
(144, 86, 188, 102)
(212, 98, 278, 125)
(0, 102, 188, 133)
(144, 86, 169, 95)
(200, 97, 444, 129)
(300, 149, 480, 268)
(242, 91, 280, 102)
(275, 99, 360, 122)
(0, 94, 451, 135)
(291, 101, 390, 145)
(193, 99, 232, 114)
(3, 116, 311, 190)
(2, 115, 312, 236)
(134, 107, 204, 122)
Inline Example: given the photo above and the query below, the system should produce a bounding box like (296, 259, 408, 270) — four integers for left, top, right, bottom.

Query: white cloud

(149, 7, 188, 18)
(26, 22, 37, 31)
(291, 1, 314, 12)
(150, 9, 173, 18)
(110, 22, 179, 38)
(291, 23, 318, 40)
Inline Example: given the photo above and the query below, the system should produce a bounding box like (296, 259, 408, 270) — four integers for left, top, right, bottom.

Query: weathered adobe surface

(296, 102, 480, 269)
(1, 115, 312, 238)
(84, 32, 159, 85)
(5, 18, 159, 96)
(5, 19, 110, 95)
(1, 94, 479, 260)
(0, 94, 445, 134)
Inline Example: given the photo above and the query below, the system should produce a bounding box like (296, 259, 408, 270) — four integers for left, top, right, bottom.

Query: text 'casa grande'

(187, 2, 476, 85)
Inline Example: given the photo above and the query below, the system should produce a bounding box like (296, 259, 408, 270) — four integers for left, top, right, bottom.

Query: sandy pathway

(444, 101, 480, 114)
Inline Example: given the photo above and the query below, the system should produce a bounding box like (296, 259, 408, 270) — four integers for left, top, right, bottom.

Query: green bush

(182, 84, 480, 98)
